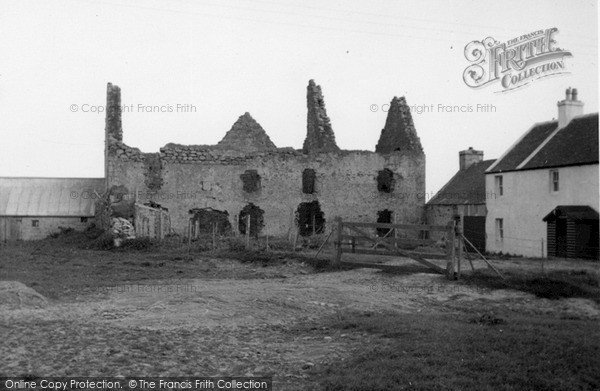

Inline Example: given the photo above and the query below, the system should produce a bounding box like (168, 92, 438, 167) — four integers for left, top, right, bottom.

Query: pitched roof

(487, 113, 598, 173)
(427, 159, 496, 205)
(522, 114, 599, 170)
(542, 205, 599, 222)
(488, 121, 557, 173)
(0, 177, 105, 217)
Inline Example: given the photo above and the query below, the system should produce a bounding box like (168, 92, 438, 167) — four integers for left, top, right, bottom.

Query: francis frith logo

(463, 28, 572, 93)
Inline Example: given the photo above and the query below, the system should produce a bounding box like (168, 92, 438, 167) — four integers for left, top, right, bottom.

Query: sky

(0, 0, 598, 197)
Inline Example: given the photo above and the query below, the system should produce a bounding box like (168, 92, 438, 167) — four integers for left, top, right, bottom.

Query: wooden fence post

(246, 215, 251, 250)
(187, 219, 192, 253)
(212, 222, 216, 250)
(333, 217, 343, 268)
(157, 211, 161, 241)
(446, 221, 456, 280)
(394, 213, 398, 249)
(456, 221, 463, 279)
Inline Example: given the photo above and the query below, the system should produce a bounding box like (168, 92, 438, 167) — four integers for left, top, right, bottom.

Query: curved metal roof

(0, 177, 105, 217)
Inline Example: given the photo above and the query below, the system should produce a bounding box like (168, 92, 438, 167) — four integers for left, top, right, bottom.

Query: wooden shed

(543, 205, 599, 259)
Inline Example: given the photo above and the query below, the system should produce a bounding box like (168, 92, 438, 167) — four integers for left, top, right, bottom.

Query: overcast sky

(0, 0, 597, 196)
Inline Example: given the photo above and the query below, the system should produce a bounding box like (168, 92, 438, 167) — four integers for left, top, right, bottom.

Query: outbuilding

(542, 205, 599, 259)
(0, 177, 104, 241)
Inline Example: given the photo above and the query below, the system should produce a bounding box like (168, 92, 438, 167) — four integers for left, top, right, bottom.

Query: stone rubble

(111, 217, 136, 239)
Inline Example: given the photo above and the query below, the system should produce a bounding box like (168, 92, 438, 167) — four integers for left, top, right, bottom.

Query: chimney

(104, 83, 122, 191)
(105, 83, 123, 142)
(557, 87, 584, 129)
(459, 147, 483, 170)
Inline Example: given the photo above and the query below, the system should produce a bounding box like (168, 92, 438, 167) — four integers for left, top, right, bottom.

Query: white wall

(0, 216, 96, 241)
(486, 164, 599, 257)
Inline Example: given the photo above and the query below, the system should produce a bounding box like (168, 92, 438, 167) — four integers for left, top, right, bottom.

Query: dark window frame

(377, 169, 395, 193)
(240, 170, 261, 193)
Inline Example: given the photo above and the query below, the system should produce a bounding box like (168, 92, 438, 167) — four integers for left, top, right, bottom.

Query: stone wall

(303, 80, 340, 154)
(425, 204, 486, 241)
(376, 96, 423, 154)
(104, 80, 426, 238)
(217, 113, 277, 152)
(107, 149, 425, 236)
(424, 205, 455, 241)
(134, 203, 171, 239)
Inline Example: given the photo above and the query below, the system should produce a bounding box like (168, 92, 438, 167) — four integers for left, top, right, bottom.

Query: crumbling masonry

(103, 80, 425, 237)
(303, 80, 340, 154)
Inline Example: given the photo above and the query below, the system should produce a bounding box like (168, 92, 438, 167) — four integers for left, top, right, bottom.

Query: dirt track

(2, 257, 599, 389)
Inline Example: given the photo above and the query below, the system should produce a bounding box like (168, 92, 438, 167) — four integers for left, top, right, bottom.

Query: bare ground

(2, 247, 599, 390)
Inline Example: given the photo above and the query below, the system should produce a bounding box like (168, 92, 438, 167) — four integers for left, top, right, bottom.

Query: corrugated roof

(0, 177, 105, 217)
(543, 205, 599, 222)
(427, 159, 496, 205)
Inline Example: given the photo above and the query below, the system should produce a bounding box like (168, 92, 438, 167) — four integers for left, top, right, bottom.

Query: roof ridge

(427, 169, 463, 205)
(427, 159, 495, 205)
(516, 123, 564, 169)
(486, 119, 557, 173)
(569, 112, 598, 120)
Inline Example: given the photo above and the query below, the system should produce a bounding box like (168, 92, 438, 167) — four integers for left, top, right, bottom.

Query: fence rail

(341, 221, 449, 232)
(333, 218, 459, 279)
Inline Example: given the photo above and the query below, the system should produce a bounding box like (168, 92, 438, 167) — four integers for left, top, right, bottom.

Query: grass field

(1, 232, 599, 390)
(313, 311, 600, 390)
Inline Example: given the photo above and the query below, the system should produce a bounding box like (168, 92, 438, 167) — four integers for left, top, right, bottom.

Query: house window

(495, 218, 503, 242)
(550, 170, 559, 192)
(32, 219, 39, 228)
(80, 217, 88, 223)
(494, 175, 503, 196)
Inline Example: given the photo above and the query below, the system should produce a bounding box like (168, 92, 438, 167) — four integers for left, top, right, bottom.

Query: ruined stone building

(103, 80, 426, 238)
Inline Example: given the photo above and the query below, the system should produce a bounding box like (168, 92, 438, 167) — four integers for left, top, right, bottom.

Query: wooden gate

(332, 218, 461, 280)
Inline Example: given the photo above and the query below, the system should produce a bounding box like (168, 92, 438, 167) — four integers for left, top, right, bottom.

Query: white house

(485, 88, 599, 259)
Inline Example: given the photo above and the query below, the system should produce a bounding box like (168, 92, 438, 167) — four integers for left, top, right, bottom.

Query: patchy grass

(3, 235, 600, 389)
(211, 248, 334, 271)
(311, 310, 600, 391)
(465, 268, 600, 303)
(0, 237, 321, 300)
